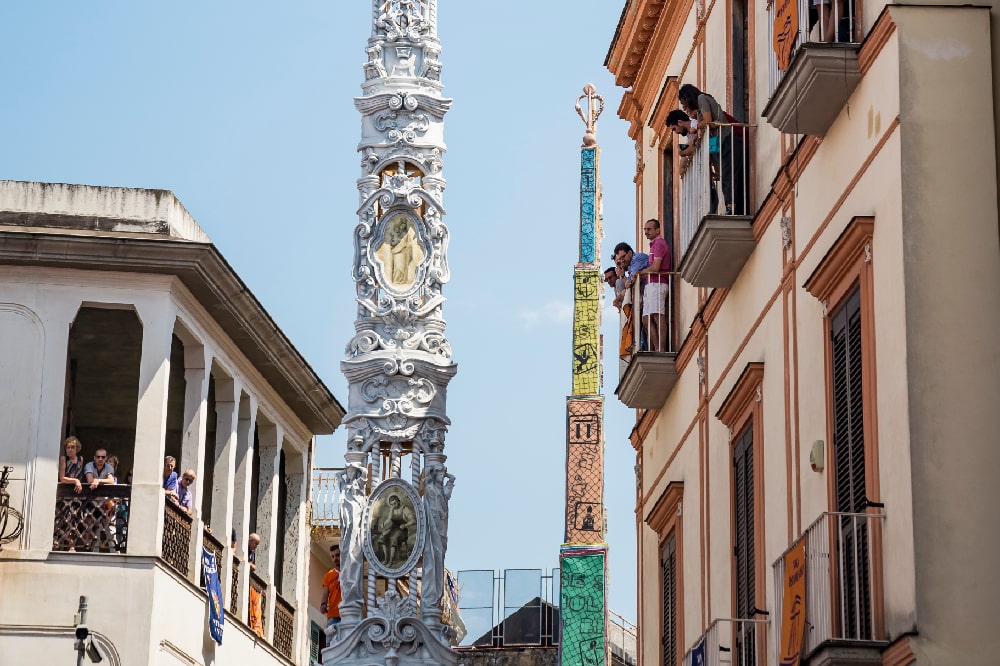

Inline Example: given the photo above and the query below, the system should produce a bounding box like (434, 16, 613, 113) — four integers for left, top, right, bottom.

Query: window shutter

(661, 534, 677, 666)
(733, 426, 756, 663)
(830, 288, 871, 639)
(310, 621, 323, 665)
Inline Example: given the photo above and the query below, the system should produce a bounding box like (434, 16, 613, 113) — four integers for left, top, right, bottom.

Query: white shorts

(643, 282, 668, 316)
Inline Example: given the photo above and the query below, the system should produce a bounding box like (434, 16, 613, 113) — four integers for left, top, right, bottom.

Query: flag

(202, 546, 224, 645)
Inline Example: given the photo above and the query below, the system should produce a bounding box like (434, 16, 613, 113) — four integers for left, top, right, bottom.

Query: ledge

(762, 43, 862, 136)
(806, 640, 888, 666)
(677, 215, 755, 287)
(616, 353, 678, 409)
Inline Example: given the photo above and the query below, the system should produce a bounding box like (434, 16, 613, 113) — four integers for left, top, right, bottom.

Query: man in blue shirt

(163, 456, 178, 494)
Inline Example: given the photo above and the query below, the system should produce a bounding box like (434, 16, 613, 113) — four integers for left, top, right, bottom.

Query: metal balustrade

(274, 593, 296, 659)
(621, 272, 677, 357)
(772, 511, 886, 657)
(682, 618, 768, 666)
(678, 124, 754, 260)
(767, 0, 861, 97)
(609, 610, 638, 666)
(231, 554, 241, 612)
(53, 484, 131, 553)
(162, 500, 193, 576)
(311, 467, 344, 529)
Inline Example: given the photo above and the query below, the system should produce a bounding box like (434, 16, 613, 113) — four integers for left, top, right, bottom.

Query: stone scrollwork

(359, 375, 436, 415)
(376, 0, 429, 42)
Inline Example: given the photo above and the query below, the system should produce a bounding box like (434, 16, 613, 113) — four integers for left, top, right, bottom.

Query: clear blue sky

(0, 2, 641, 621)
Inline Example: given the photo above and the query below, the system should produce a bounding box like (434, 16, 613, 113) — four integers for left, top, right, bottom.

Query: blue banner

(690, 638, 705, 666)
(202, 546, 224, 645)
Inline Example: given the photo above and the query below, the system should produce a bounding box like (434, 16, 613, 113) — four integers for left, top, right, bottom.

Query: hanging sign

(778, 537, 808, 665)
(202, 546, 224, 645)
(772, 0, 799, 71)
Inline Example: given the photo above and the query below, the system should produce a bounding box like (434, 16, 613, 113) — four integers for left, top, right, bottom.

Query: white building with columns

(0, 180, 345, 665)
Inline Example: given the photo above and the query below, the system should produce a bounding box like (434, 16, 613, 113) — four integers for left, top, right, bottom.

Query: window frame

(645, 482, 684, 666)
(803, 215, 885, 640)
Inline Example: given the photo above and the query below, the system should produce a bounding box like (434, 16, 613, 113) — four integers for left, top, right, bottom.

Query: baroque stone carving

(332, 1, 456, 663)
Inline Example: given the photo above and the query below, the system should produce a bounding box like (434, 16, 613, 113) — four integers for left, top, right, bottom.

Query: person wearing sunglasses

(83, 449, 116, 491)
(174, 470, 196, 516)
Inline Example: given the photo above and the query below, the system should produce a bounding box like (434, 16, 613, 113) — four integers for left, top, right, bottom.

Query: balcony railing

(767, 0, 861, 98)
(231, 554, 241, 612)
(311, 467, 344, 529)
(615, 273, 680, 409)
(274, 593, 296, 659)
(609, 610, 638, 666)
(162, 500, 193, 576)
(763, 0, 863, 134)
(53, 484, 131, 553)
(682, 618, 769, 666)
(772, 511, 886, 658)
(677, 124, 756, 288)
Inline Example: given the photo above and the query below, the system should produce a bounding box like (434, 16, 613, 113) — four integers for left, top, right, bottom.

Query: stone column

(231, 394, 257, 619)
(256, 422, 283, 639)
(209, 375, 240, 595)
(283, 446, 308, 663)
(181, 341, 211, 582)
(130, 299, 177, 557)
(24, 299, 78, 553)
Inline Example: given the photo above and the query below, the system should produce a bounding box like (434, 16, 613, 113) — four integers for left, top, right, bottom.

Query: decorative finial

(576, 83, 604, 146)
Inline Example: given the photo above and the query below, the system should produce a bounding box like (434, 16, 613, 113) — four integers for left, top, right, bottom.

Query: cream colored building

(0, 181, 344, 665)
(606, 1, 999, 664)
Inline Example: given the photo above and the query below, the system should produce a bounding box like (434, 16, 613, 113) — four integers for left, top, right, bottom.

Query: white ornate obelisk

(326, 2, 457, 665)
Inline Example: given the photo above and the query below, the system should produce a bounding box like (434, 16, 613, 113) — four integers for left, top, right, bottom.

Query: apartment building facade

(0, 181, 345, 665)
(606, 1, 1000, 664)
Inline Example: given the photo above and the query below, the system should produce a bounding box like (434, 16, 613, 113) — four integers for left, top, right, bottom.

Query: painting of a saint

(369, 490, 418, 571)
(375, 213, 425, 290)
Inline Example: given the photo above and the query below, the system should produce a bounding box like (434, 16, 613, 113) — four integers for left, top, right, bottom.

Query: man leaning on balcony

(84, 449, 115, 490)
(637, 219, 672, 352)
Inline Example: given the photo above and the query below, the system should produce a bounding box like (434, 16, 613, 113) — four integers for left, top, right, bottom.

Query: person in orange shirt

(320, 544, 342, 645)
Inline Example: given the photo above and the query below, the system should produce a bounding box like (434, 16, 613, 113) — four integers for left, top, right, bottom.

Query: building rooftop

(0, 179, 344, 434)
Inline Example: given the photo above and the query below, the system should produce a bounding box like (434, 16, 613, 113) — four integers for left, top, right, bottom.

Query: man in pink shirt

(638, 219, 672, 352)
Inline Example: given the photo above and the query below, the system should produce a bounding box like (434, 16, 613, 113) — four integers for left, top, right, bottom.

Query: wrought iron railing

(609, 610, 638, 666)
(53, 484, 131, 553)
(274, 593, 296, 659)
(249, 571, 268, 638)
(0, 466, 24, 549)
(767, 0, 862, 96)
(231, 554, 241, 612)
(772, 511, 886, 656)
(678, 123, 754, 258)
(311, 467, 344, 529)
(162, 500, 193, 576)
(681, 617, 769, 666)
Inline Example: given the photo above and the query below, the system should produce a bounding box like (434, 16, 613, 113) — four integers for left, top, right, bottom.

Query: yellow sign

(779, 537, 807, 665)
(772, 0, 798, 72)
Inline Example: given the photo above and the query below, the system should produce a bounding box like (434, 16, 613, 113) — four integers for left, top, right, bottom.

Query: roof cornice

(0, 231, 345, 434)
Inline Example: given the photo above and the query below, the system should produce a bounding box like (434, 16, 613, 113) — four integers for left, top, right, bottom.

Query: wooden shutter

(661, 533, 677, 666)
(830, 288, 871, 639)
(310, 621, 323, 665)
(733, 426, 756, 664)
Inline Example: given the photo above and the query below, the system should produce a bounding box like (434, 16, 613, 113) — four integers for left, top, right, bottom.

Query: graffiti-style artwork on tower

(560, 85, 608, 666)
(326, 3, 458, 666)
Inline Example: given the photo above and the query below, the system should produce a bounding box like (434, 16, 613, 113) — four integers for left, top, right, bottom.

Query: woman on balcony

(679, 84, 748, 216)
(58, 436, 86, 494)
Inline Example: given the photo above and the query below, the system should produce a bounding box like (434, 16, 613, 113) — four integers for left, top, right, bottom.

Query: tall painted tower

(560, 85, 608, 666)
(326, 2, 457, 666)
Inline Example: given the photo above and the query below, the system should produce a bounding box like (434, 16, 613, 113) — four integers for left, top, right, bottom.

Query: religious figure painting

(374, 211, 425, 292)
(364, 478, 425, 576)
